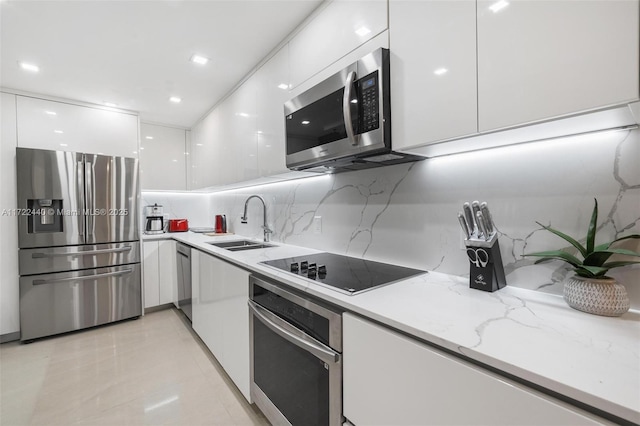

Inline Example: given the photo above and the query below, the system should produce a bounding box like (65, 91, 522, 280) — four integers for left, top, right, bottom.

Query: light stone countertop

(148, 231, 640, 424)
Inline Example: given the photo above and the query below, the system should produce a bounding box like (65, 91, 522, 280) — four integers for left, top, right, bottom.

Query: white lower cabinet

(142, 240, 176, 309)
(343, 313, 604, 425)
(192, 250, 251, 402)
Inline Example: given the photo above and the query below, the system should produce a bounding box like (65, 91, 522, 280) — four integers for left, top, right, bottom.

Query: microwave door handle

(343, 71, 359, 146)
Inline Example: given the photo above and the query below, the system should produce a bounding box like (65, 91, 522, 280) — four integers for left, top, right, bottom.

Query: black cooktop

(260, 252, 427, 295)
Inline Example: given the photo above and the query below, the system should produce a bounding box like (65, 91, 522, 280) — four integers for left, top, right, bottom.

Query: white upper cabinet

(226, 75, 258, 184)
(477, 0, 640, 132)
(289, 0, 388, 90)
(255, 46, 290, 177)
(140, 123, 187, 190)
(16, 96, 138, 157)
(389, 0, 477, 150)
(190, 108, 222, 189)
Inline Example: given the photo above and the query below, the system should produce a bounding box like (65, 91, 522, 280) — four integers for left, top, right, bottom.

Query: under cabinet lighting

(355, 26, 371, 37)
(434, 68, 448, 76)
(19, 62, 39, 73)
(489, 0, 509, 13)
(277, 83, 289, 90)
(170, 96, 182, 103)
(190, 54, 209, 65)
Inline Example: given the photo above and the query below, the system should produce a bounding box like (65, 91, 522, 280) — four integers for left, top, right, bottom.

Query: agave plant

(525, 199, 640, 278)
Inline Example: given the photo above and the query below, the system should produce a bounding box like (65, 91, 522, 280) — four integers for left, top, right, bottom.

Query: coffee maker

(144, 203, 164, 234)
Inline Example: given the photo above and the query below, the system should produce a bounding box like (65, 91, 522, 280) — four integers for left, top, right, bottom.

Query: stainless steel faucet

(241, 195, 273, 242)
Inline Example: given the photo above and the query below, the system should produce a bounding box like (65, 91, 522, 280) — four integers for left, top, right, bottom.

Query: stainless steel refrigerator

(16, 147, 142, 341)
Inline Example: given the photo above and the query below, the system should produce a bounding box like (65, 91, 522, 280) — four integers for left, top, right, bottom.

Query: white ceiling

(0, 0, 324, 128)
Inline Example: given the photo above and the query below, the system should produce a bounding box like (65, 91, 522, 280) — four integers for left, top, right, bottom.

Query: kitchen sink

(207, 240, 275, 251)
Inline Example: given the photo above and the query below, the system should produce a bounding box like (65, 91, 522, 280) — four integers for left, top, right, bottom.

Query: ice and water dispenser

(27, 199, 64, 234)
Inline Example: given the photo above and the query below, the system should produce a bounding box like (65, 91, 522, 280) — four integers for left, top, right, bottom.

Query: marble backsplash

(147, 128, 640, 309)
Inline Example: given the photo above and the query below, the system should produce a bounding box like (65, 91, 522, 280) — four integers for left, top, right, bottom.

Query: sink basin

(207, 239, 275, 251)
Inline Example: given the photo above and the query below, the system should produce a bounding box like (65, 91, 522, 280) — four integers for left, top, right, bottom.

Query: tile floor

(0, 309, 269, 425)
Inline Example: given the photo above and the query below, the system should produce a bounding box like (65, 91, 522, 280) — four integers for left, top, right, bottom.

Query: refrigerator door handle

(85, 159, 95, 238)
(31, 246, 133, 259)
(31, 268, 134, 285)
(77, 160, 85, 237)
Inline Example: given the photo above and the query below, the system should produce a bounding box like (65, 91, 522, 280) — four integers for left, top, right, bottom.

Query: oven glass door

(253, 317, 331, 424)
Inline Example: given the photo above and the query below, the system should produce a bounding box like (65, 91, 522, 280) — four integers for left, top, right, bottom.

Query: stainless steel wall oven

(249, 275, 344, 425)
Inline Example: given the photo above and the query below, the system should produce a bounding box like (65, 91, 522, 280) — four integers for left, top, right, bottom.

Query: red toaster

(168, 219, 189, 232)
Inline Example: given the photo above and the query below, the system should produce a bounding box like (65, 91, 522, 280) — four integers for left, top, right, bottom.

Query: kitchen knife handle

(476, 211, 489, 241)
(480, 202, 494, 235)
(463, 202, 475, 236)
(458, 212, 470, 240)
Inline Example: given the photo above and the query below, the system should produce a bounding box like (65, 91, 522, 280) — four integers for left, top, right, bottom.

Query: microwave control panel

(358, 71, 379, 133)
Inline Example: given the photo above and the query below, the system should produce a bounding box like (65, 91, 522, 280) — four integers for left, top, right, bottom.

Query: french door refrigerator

(16, 147, 142, 341)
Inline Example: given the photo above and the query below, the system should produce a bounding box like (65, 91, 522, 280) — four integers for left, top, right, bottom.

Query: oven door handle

(248, 300, 340, 365)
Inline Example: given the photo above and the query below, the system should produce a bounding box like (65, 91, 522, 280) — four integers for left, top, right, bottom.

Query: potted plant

(525, 199, 640, 316)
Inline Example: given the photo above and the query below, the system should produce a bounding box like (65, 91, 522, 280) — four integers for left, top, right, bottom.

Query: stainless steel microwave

(284, 48, 423, 173)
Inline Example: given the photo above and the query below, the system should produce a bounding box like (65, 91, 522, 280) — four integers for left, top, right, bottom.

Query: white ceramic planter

(563, 275, 630, 317)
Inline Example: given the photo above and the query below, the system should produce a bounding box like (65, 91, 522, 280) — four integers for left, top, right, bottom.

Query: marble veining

(148, 129, 639, 307)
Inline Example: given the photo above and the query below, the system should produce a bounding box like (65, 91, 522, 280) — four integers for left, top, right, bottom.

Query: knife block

(465, 236, 507, 292)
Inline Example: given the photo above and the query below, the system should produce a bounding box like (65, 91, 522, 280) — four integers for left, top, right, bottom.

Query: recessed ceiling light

(236, 112, 250, 117)
(139, 147, 145, 150)
(145, 136, 154, 140)
(489, 0, 509, 13)
(104, 102, 117, 108)
(172, 159, 178, 162)
(169, 96, 182, 103)
(301, 120, 310, 125)
(54, 130, 64, 134)
(45, 111, 57, 116)
(434, 68, 448, 76)
(355, 26, 371, 37)
(133, 151, 137, 154)
(19, 62, 40, 73)
(196, 143, 203, 146)
(277, 83, 289, 90)
(60, 143, 68, 147)
(190, 54, 209, 65)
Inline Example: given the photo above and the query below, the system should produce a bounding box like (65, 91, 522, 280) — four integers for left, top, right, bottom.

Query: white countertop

(152, 232, 640, 424)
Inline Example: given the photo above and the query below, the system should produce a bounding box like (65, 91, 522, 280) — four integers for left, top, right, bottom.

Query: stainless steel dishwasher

(176, 243, 192, 321)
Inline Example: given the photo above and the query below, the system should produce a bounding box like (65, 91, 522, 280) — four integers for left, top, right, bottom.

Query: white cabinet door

(289, 0, 388, 89)
(140, 123, 187, 190)
(158, 240, 177, 305)
(343, 313, 603, 425)
(477, 0, 640, 132)
(389, 0, 477, 149)
(255, 46, 290, 177)
(190, 108, 222, 189)
(142, 241, 160, 309)
(16, 96, 139, 157)
(192, 250, 225, 360)
(219, 260, 251, 402)
(226, 76, 259, 184)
